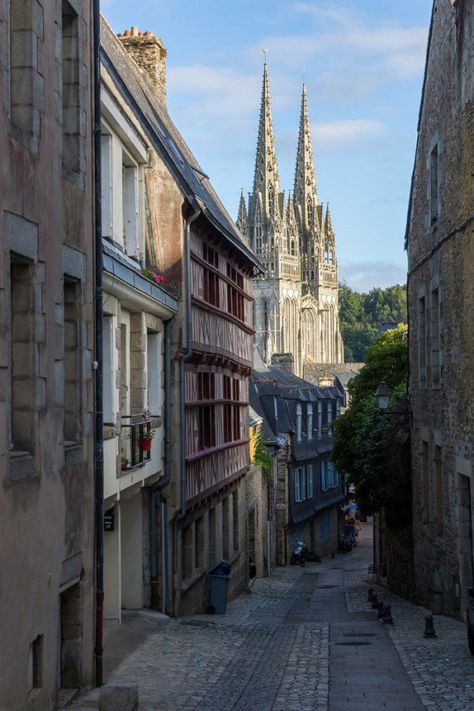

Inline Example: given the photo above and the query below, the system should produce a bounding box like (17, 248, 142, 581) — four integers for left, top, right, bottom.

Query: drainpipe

(150, 317, 172, 613)
(172, 206, 201, 615)
(92, 0, 104, 688)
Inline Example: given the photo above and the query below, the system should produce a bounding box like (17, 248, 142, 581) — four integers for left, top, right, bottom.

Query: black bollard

(371, 593, 378, 609)
(377, 601, 385, 619)
(368, 587, 374, 603)
(424, 614, 437, 638)
(382, 605, 393, 625)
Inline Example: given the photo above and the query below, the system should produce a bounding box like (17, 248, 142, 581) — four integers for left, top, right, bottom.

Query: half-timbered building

(102, 20, 263, 616)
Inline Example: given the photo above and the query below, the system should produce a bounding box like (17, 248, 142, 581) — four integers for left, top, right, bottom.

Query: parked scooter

(291, 540, 309, 566)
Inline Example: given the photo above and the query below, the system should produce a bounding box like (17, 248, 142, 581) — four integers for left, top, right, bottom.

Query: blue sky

(103, 0, 433, 291)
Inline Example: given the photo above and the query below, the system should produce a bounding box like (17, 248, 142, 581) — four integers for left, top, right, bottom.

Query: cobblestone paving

(71, 524, 474, 710)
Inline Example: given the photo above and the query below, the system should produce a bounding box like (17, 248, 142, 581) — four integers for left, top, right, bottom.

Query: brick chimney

(118, 27, 167, 105)
(271, 353, 294, 374)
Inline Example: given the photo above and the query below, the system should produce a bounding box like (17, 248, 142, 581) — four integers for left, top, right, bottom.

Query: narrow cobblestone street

(74, 524, 474, 710)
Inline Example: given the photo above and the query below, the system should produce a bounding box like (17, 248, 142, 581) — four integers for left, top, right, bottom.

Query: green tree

(332, 324, 410, 525)
(339, 283, 407, 362)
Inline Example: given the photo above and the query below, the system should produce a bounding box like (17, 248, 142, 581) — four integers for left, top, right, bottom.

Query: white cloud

(313, 119, 387, 150)
(340, 261, 407, 292)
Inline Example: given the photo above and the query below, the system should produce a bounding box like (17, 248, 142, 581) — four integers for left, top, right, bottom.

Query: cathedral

(237, 63, 344, 376)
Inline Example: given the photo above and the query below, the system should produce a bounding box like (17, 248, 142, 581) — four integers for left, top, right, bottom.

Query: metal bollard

(371, 593, 379, 609)
(368, 587, 374, 602)
(377, 601, 385, 619)
(424, 614, 437, 638)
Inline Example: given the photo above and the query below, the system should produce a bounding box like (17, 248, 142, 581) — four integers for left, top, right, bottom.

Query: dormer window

(296, 403, 302, 441)
(317, 400, 323, 437)
(307, 404, 313, 440)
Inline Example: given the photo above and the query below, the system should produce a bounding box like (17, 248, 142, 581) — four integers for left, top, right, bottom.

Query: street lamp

(375, 381, 392, 411)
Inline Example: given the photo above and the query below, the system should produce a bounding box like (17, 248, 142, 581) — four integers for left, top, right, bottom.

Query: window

(418, 296, 427, 384)
(122, 152, 139, 257)
(198, 405, 215, 451)
(198, 372, 215, 400)
(10, 257, 35, 453)
(295, 467, 306, 503)
(227, 264, 244, 321)
(306, 465, 313, 499)
(321, 461, 337, 491)
(147, 332, 160, 415)
(317, 401, 323, 437)
(28, 635, 43, 690)
(431, 288, 440, 386)
(101, 134, 113, 237)
(10, 0, 34, 133)
(430, 143, 439, 225)
(327, 403, 333, 435)
(62, 1, 80, 175)
(203, 243, 219, 268)
(307, 404, 313, 440)
(103, 315, 115, 424)
(202, 244, 220, 306)
(64, 278, 81, 444)
(296, 403, 302, 441)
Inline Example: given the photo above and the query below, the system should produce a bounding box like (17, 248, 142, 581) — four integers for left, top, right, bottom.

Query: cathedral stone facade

(237, 64, 344, 376)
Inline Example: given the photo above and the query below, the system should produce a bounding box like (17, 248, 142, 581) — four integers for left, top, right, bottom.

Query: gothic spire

(236, 188, 248, 241)
(252, 62, 281, 218)
(293, 83, 318, 230)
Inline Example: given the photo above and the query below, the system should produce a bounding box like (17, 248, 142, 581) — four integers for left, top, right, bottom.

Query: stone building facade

(0, 1, 96, 708)
(238, 66, 344, 376)
(102, 20, 263, 617)
(99, 48, 178, 622)
(250, 357, 345, 565)
(406, 0, 474, 617)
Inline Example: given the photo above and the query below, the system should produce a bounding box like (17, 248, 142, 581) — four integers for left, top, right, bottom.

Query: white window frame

(306, 464, 313, 499)
(307, 404, 313, 440)
(147, 331, 161, 415)
(317, 401, 323, 438)
(296, 403, 302, 441)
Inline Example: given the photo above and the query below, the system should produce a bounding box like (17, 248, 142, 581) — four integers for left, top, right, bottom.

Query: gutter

(149, 318, 173, 614)
(92, 0, 104, 688)
(172, 206, 201, 615)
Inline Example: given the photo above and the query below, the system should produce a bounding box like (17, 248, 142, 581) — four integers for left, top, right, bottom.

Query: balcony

(120, 414, 153, 471)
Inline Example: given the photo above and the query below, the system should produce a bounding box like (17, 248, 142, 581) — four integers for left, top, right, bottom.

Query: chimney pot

(131, 26, 138, 36)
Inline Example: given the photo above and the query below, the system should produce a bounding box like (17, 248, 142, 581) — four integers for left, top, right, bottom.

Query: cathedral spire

(236, 189, 249, 241)
(293, 83, 318, 230)
(252, 61, 281, 218)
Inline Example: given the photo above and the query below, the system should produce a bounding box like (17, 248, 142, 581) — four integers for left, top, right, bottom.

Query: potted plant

(143, 429, 155, 452)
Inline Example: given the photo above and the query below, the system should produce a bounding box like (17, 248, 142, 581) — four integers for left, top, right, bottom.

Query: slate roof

(100, 17, 264, 274)
(251, 365, 344, 458)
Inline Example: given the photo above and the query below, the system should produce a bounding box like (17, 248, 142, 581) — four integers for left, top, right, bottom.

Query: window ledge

(181, 565, 208, 593)
(7, 452, 37, 485)
(65, 442, 84, 466)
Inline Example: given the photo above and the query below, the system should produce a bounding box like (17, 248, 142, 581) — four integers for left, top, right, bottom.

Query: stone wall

(407, 0, 474, 618)
(0, 1, 96, 707)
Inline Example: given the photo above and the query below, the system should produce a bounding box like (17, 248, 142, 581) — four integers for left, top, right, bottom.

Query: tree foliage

(332, 324, 410, 525)
(339, 283, 407, 362)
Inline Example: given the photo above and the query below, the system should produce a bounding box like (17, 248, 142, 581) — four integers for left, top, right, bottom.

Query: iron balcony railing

(120, 414, 154, 471)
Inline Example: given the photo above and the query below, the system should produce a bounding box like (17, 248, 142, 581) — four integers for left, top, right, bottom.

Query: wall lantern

(375, 381, 391, 411)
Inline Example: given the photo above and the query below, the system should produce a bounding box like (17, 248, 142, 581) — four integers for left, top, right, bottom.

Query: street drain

(335, 641, 372, 646)
(180, 620, 215, 628)
(342, 633, 377, 638)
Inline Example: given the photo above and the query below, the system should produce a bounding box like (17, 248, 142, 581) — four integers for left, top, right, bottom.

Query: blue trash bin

(208, 561, 231, 614)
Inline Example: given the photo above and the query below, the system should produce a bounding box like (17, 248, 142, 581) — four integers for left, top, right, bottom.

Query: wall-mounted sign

(104, 506, 115, 532)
